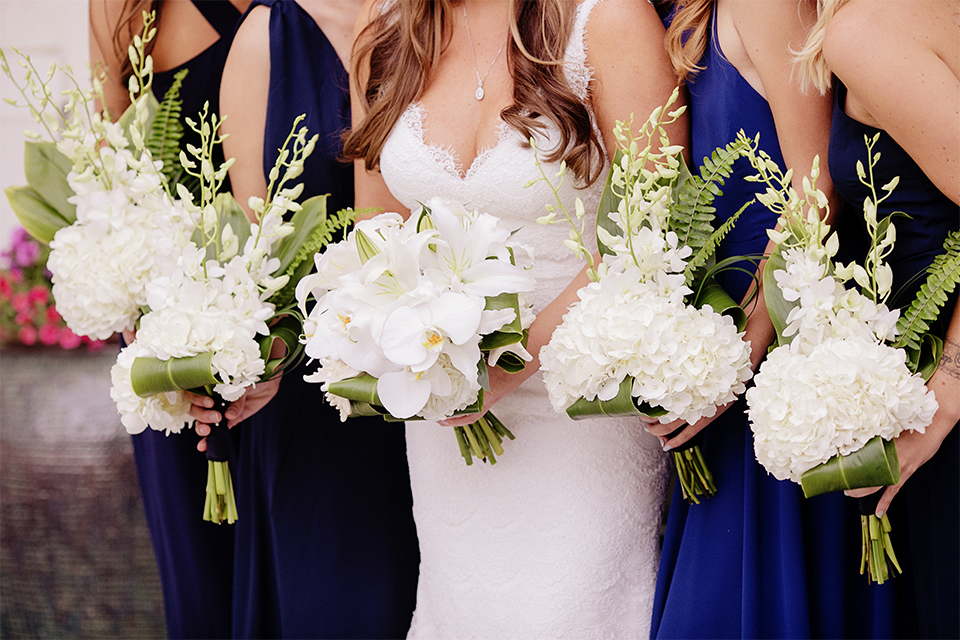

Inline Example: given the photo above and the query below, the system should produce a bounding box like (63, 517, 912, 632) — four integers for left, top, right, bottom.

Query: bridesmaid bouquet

(537, 88, 755, 503)
(295, 198, 536, 465)
(743, 132, 959, 583)
(3, 14, 353, 523)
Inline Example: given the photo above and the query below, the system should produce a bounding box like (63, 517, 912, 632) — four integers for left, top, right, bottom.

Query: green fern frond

(146, 68, 188, 189)
(684, 200, 752, 286)
(671, 137, 751, 251)
(269, 207, 360, 306)
(893, 230, 960, 352)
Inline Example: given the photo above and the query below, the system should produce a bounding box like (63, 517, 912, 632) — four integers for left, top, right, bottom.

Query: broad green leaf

(130, 352, 218, 397)
(271, 194, 327, 275)
(694, 280, 746, 331)
(5, 186, 70, 244)
(800, 436, 900, 498)
(328, 374, 382, 405)
(595, 148, 624, 256)
(762, 243, 796, 348)
(23, 141, 76, 222)
(566, 377, 668, 420)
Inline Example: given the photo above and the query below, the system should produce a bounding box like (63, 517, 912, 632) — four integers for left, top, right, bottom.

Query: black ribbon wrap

(205, 397, 232, 463)
(665, 423, 706, 453)
(858, 490, 883, 517)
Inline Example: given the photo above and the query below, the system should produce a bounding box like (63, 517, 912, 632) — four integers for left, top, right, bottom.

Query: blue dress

(829, 84, 960, 639)
(131, 3, 242, 637)
(650, 13, 899, 639)
(230, 2, 420, 637)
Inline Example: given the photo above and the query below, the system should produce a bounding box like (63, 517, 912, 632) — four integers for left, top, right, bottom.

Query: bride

(345, 0, 684, 636)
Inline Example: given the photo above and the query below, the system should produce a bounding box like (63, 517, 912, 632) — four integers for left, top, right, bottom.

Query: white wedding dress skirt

(378, 2, 669, 636)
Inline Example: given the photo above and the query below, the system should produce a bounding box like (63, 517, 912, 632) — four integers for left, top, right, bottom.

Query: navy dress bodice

(132, 2, 242, 638)
(230, 2, 419, 638)
(650, 11, 899, 639)
(830, 85, 959, 639)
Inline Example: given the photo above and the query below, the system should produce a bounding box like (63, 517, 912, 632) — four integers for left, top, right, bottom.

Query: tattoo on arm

(940, 338, 960, 380)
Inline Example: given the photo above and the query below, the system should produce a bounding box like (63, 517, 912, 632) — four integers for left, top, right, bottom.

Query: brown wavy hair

(661, 0, 712, 83)
(343, 0, 604, 186)
(89, 0, 163, 85)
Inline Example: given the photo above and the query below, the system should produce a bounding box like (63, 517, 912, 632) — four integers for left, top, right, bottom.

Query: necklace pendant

(475, 86, 484, 101)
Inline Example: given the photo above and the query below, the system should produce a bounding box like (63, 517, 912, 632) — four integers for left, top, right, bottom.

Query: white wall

(1, 0, 90, 254)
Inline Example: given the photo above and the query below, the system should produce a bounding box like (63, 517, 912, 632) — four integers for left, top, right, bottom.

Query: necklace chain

(462, 2, 507, 101)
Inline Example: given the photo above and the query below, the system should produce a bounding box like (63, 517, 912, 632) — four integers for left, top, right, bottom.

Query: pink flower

(59, 328, 83, 349)
(18, 325, 37, 345)
(0, 274, 12, 298)
(83, 337, 107, 352)
(27, 286, 49, 306)
(9, 270, 22, 284)
(11, 293, 30, 314)
(15, 312, 35, 326)
(46, 306, 62, 323)
(38, 323, 60, 346)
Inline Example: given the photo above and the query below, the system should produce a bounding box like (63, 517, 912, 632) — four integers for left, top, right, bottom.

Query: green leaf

(893, 230, 960, 355)
(565, 377, 668, 420)
(595, 149, 625, 256)
(23, 141, 76, 222)
(257, 315, 304, 379)
(478, 292, 523, 351)
(762, 242, 797, 348)
(272, 194, 328, 275)
(684, 200, 751, 287)
(694, 279, 747, 331)
(5, 185, 71, 244)
(146, 68, 189, 191)
(328, 374, 382, 405)
(800, 436, 900, 498)
(671, 137, 751, 252)
(130, 352, 219, 397)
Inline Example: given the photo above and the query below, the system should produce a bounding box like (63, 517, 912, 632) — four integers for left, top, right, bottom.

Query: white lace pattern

(380, 1, 670, 637)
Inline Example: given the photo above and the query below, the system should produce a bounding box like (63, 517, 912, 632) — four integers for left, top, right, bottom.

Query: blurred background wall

(1, 2, 166, 637)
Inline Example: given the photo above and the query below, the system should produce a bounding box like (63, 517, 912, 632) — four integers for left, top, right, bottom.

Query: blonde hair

(343, 0, 604, 185)
(662, 0, 713, 83)
(795, 0, 850, 94)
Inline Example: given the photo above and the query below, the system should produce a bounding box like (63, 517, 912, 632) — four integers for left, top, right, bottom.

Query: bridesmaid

(90, 1, 247, 636)
(189, 0, 420, 636)
(798, 1, 959, 636)
(648, 0, 897, 637)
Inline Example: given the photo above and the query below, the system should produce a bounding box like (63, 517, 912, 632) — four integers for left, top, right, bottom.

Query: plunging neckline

(404, 101, 515, 181)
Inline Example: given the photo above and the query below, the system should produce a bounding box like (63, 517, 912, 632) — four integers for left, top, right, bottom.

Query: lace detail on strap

(563, 0, 605, 102)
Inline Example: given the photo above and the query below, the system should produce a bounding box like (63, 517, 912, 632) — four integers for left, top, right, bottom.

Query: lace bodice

(380, 0, 606, 314)
(379, 2, 669, 638)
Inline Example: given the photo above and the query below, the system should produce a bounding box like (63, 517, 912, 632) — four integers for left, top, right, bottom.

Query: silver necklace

(462, 2, 507, 101)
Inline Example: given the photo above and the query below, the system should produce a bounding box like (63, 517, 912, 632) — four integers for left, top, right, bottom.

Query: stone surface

(0, 348, 165, 639)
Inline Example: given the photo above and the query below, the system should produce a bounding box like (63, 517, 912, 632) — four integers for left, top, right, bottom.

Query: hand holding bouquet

(743, 132, 959, 583)
(536, 88, 756, 503)
(296, 198, 536, 465)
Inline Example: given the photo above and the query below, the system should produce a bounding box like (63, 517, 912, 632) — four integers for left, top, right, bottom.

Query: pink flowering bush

(0, 226, 107, 350)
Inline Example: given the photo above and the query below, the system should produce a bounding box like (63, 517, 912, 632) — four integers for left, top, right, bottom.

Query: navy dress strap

(190, 0, 242, 37)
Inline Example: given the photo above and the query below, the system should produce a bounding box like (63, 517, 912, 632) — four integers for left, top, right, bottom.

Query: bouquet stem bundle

(202, 397, 238, 524)
(454, 414, 516, 466)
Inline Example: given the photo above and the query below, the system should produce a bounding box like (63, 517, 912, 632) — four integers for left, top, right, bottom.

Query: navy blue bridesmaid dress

(650, 11, 899, 639)
(131, 3, 242, 638)
(229, 2, 419, 637)
(829, 83, 960, 639)
(131, 0, 240, 638)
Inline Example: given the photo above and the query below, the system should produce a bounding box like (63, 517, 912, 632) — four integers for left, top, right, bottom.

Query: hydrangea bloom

(541, 254, 753, 424)
(747, 336, 938, 482)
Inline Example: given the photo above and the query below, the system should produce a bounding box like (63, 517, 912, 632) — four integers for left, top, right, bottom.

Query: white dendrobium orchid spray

(296, 197, 536, 465)
(741, 131, 956, 584)
(535, 88, 755, 504)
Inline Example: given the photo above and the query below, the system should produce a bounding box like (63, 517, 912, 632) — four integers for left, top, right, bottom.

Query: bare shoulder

(231, 4, 272, 58)
(585, 0, 663, 45)
(824, 0, 959, 79)
(730, 0, 816, 58)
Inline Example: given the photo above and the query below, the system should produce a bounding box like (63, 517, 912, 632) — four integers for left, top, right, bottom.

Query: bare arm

(823, 0, 959, 205)
(89, 0, 134, 118)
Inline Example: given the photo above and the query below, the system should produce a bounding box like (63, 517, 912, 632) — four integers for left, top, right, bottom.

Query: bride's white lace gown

(379, 1, 669, 637)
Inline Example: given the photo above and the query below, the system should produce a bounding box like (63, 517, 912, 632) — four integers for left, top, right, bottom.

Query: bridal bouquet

(296, 198, 536, 465)
(537, 88, 755, 503)
(743, 132, 959, 583)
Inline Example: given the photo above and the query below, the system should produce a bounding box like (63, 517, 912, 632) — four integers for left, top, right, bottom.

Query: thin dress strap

(563, 0, 604, 104)
(191, 0, 242, 37)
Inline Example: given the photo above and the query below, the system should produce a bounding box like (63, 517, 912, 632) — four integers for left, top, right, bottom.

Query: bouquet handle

(203, 397, 238, 524)
(665, 424, 716, 504)
(858, 491, 900, 584)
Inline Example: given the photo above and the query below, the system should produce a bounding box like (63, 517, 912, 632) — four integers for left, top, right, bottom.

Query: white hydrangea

(747, 336, 938, 482)
(541, 265, 753, 425)
(47, 147, 195, 340)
